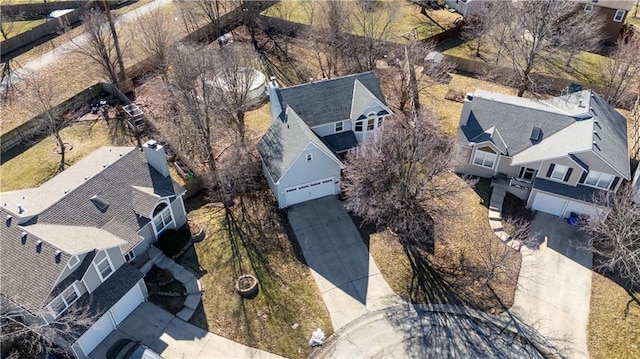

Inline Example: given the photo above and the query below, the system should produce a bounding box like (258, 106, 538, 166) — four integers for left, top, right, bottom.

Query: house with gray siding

(258, 72, 391, 208)
(456, 89, 630, 218)
(0, 140, 187, 358)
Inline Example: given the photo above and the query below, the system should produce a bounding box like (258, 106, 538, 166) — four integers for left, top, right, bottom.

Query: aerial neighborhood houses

(258, 72, 392, 208)
(0, 141, 187, 358)
(455, 89, 630, 219)
(444, 0, 632, 42)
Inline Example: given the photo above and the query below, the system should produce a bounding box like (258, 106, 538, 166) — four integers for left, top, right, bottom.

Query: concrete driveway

(90, 302, 283, 359)
(288, 196, 402, 330)
(510, 213, 593, 358)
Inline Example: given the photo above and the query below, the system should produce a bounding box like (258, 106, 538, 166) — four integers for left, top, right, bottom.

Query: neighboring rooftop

(459, 90, 630, 179)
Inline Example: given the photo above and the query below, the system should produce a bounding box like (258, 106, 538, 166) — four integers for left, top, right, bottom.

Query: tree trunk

(101, 1, 127, 84)
(55, 132, 65, 172)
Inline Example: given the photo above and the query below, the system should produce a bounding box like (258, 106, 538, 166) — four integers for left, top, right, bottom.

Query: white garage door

(77, 313, 115, 356)
(564, 201, 600, 219)
(109, 284, 144, 324)
(284, 177, 334, 207)
(532, 193, 568, 217)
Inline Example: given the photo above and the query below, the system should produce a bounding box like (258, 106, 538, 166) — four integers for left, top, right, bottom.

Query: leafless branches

(71, 9, 123, 85)
(133, 6, 178, 76)
(343, 111, 465, 246)
(468, 0, 605, 96)
(595, 36, 640, 108)
(349, 0, 398, 72)
(581, 185, 640, 292)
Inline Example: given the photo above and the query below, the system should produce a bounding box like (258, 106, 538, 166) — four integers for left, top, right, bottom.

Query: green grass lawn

(180, 196, 332, 358)
(588, 273, 640, 359)
(0, 120, 127, 192)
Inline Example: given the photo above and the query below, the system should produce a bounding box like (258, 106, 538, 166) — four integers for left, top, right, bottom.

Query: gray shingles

(589, 93, 630, 178)
(321, 131, 359, 153)
(57, 263, 144, 341)
(131, 186, 161, 217)
(0, 208, 71, 312)
(279, 72, 386, 127)
(533, 178, 606, 202)
(35, 150, 185, 254)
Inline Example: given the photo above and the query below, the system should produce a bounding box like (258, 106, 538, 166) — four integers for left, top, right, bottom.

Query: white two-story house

(258, 72, 392, 208)
(455, 89, 630, 218)
(0, 140, 187, 358)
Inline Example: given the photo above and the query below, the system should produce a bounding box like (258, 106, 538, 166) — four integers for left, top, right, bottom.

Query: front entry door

(519, 167, 536, 181)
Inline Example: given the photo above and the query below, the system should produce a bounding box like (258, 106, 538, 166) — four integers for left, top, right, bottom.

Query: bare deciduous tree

(72, 9, 123, 85)
(349, 0, 398, 72)
(0, 10, 26, 41)
(343, 111, 468, 246)
(212, 45, 262, 143)
(176, 0, 233, 35)
(471, 0, 605, 96)
(133, 6, 178, 77)
(28, 77, 74, 173)
(596, 36, 640, 107)
(1, 293, 99, 358)
(0, 59, 22, 105)
(309, 0, 354, 79)
(581, 185, 640, 293)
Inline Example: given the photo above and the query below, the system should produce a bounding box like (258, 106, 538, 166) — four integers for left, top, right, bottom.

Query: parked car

(106, 339, 162, 359)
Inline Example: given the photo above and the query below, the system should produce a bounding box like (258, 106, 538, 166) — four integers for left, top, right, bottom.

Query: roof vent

(84, 176, 90, 181)
(17, 204, 24, 214)
(64, 189, 69, 194)
(90, 195, 109, 212)
(55, 250, 62, 263)
(119, 152, 124, 157)
(103, 163, 108, 168)
(21, 232, 27, 244)
(35, 240, 42, 253)
(530, 127, 542, 141)
(6, 215, 12, 226)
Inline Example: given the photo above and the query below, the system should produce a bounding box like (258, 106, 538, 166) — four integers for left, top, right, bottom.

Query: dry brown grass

(588, 273, 640, 359)
(181, 197, 332, 359)
(368, 175, 521, 313)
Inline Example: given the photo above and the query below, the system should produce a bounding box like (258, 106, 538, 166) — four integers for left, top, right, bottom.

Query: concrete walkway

(510, 213, 593, 359)
(310, 304, 546, 359)
(288, 197, 403, 330)
(142, 246, 202, 322)
(90, 302, 284, 359)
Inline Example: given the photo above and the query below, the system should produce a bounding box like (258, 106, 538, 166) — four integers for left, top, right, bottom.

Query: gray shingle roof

(131, 186, 161, 217)
(35, 150, 186, 254)
(258, 107, 342, 182)
(57, 263, 144, 341)
(279, 72, 387, 127)
(0, 208, 72, 313)
(533, 178, 606, 203)
(321, 131, 359, 153)
(458, 90, 630, 179)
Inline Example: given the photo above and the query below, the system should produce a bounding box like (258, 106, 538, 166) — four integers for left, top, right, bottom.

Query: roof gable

(279, 72, 387, 127)
(258, 107, 343, 182)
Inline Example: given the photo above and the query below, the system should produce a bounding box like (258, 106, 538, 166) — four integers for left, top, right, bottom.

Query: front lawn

(178, 193, 332, 358)
(366, 174, 521, 313)
(588, 273, 640, 358)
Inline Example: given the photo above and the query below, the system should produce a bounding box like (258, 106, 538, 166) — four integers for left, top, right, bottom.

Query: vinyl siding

(82, 248, 124, 293)
(311, 120, 350, 137)
(454, 145, 497, 178)
(169, 196, 187, 229)
(497, 156, 519, 177)
(539, 157, 580, 186)
(56, 252, 89, 286)
(574, 151, 625, 178)
(277, 144, 342, 201)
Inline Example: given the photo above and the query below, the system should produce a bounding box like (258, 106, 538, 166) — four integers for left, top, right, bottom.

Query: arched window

(152, 202, 173, 235)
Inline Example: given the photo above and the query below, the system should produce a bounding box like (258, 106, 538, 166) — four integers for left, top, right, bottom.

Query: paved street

(90, 302, 284, 359)
(511, 213, 593, 359)
(288, 196, 402, 330)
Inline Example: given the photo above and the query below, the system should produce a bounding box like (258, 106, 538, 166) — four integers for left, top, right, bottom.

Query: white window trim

(550, 164, 569, 181)
(67, 255, 80, 269)
(584, 4, 593, 12)
(335, 122, 343, 133)
(46, 283, 80, 319)
(584, 170, 615, 189)
(355, 120, 364, 132)
(151, 202, 176, 239)
(124, 250, 136, 262)
(472, 148, 497, 168)
(613, 9, 625, 22)
(94, 253, 114, 282)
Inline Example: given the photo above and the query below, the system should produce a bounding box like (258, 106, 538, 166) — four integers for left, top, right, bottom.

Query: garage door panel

(532, 193, 567, 217)
(110, 285, 144, 324)
(77, 314, 114, 356)
(564, 201, 600, 219)
(285, 177, 334, 207)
